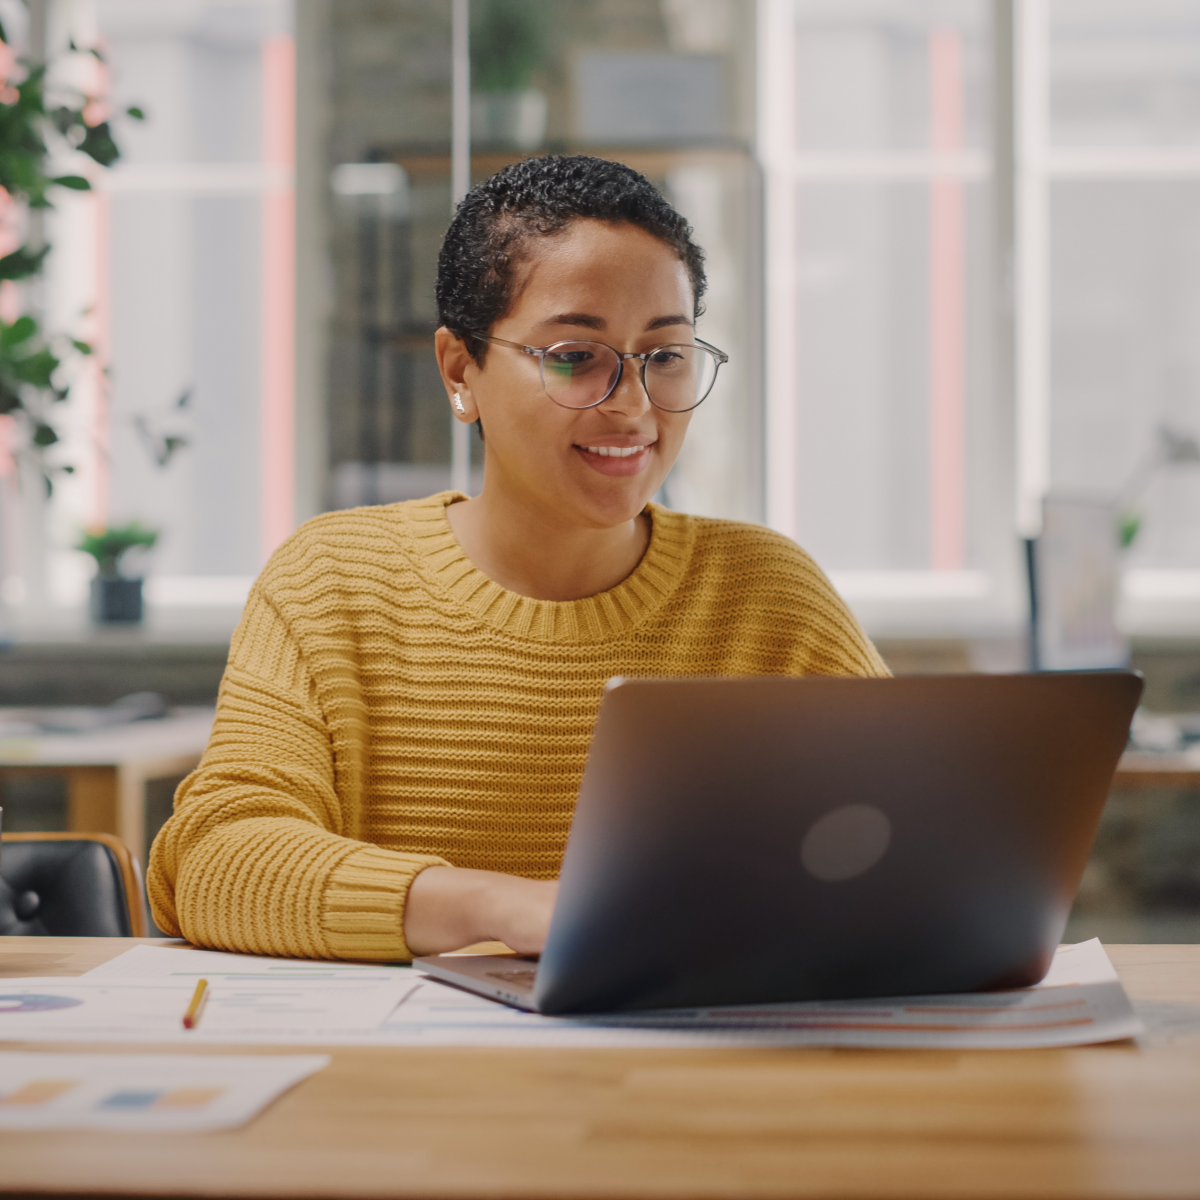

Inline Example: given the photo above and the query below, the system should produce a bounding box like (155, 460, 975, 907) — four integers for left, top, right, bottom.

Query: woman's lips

(573, 442, 654, 477)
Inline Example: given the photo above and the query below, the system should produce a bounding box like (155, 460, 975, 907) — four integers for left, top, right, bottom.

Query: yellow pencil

(182, 979, 209, 1030)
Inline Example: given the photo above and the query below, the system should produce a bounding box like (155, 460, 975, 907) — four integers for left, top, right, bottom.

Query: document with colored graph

(0, 939, 1142, 1048)
(0, 1053, 327, 1130)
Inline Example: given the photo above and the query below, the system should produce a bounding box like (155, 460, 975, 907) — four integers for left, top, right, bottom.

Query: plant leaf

(51, 174, 91, 191)
(32, 422, 59, 446)
(51, 105, 80, 136)
(0, 315, 37, 346)
(126, 105, 145, 120)
(162, 435, 190, 464)
(72, 339, 92, 355)
(79, 122, 120, 167)
(1118, 512, 1141, 549)
(13, 348, 59, 388)
(0, 245, 51, 281)
(76, 521, 158, 569)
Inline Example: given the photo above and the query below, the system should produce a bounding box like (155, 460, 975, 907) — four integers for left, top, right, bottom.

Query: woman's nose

(598, 358, 651, 416)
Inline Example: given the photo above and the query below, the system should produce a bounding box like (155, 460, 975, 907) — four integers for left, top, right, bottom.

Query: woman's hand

(403, 866, 558, 957)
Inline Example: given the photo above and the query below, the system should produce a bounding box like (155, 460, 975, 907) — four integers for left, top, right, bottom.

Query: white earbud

(453, 392, 466, 414)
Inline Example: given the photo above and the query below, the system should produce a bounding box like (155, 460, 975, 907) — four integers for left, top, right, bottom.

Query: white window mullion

(759, 0, 801, 540)
(1013, 0, 1050, 539)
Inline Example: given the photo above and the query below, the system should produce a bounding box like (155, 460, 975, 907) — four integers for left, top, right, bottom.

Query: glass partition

(327, 0, 763, 523)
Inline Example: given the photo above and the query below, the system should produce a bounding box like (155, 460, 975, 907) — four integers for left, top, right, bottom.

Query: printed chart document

(0, 975, 412, 1043)
(371, 938, 1144, 1049)
(0, 1052, 327, 1131)
(85, 942, 410, 983)
(4, 939, 1142, 1049)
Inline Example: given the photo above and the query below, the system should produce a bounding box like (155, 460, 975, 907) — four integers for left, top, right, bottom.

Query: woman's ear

(435, 326, 480, 423)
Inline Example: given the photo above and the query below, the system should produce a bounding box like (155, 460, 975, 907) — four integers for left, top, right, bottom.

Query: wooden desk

(1115, 747, 1200, 788)
(0, 709, 213, 857)
(2, 938, 1200, 1199)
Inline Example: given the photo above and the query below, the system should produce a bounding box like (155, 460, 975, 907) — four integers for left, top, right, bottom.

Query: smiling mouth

(577, 444, 652, 458)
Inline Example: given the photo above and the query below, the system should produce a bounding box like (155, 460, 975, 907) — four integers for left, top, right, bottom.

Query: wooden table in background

(1115, 747, 1200, 788)
(0, 710, 1191, 861)
(0, 709, 213, 858)
(2, 937, 1200, 1199)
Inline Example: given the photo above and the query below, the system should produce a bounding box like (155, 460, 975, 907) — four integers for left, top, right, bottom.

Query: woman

(147, 155, 888, 961)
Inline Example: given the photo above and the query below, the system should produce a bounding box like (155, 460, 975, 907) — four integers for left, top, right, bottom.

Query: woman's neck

(444, 490, 651, 602)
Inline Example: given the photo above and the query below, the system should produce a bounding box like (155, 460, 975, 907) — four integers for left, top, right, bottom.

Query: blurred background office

(1, 0, 1199, 937)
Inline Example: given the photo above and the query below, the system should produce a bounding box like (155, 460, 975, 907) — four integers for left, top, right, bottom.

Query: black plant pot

(90, 576, 144, 624)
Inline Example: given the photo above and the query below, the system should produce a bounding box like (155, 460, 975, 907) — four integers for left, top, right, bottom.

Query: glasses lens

(540, 342, 621, 408)
(644, 345, 719, 412)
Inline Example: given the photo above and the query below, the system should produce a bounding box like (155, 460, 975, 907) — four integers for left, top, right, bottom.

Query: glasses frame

(471, 332, 730, 413)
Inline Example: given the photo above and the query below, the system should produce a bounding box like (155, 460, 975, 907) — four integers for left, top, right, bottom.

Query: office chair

(0, 832, 148, 937)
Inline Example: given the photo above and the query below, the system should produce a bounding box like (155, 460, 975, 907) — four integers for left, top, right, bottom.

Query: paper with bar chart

(365, 937, 1144, 1049)
(1, 939, 1141, 1049)
(0, 1053, 327, 1130)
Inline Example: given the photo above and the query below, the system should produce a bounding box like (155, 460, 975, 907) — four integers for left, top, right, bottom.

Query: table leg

(116, 765, 149, 865)
(66, 767, 119, 836)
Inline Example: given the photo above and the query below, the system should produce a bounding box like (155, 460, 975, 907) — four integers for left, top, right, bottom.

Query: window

(760, 0, 1200, 635)
(42, 0, 294, 614)
(1045, 0, 1200, 632)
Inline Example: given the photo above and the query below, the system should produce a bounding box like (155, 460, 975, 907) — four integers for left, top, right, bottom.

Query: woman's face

(457, 219, 697, 530)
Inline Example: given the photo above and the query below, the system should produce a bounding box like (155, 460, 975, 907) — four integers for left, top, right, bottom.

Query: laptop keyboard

(485, 968, 538, 990)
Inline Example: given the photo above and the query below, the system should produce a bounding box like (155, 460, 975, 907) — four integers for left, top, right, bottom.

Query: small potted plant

(471, 0, 548, 150)
(77, 522, 158, 624)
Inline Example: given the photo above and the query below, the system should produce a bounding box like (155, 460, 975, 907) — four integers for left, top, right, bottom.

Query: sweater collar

(400, 491, 693, 644)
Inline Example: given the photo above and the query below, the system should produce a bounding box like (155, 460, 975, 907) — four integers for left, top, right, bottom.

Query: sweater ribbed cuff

(320, 844, 448, 961)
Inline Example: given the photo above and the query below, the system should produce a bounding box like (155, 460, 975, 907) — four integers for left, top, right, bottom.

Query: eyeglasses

(472, 333, 729, 413)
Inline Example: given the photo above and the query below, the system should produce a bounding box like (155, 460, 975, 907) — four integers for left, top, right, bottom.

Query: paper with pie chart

(0, 975, 412, 1042)
(0, 1052, 327, 1130)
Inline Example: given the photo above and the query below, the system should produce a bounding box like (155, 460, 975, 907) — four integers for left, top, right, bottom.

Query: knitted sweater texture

(147, 493, 889, 961)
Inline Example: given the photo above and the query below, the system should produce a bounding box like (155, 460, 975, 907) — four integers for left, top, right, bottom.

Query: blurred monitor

(1034, 496, 1129, 671)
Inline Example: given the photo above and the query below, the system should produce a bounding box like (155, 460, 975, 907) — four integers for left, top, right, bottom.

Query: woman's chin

(574, 481, 662, 529)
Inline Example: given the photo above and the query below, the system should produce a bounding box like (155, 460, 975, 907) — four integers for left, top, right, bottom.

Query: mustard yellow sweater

(147, 493, 888, 960)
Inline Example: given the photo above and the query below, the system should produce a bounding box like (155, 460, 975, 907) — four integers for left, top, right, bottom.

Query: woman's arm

(148, 588, 450, 961)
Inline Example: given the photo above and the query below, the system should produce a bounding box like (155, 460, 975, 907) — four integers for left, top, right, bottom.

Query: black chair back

(0, 829, 146, 937)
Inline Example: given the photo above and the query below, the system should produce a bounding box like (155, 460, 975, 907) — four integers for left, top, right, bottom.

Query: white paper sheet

(50, 938, 1146, 1049)
(0, 975, 413, 1043)
(85, 942, 412, 983)
(0, 1052, 327, 1131)
(361, 938, 1142, 1049)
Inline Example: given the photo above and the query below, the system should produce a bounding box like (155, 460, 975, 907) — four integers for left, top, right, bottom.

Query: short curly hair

(436, 155, 706, 364)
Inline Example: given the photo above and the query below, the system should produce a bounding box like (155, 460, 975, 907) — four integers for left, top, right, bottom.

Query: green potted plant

(0, 26, 143, 491)
(471, 0, 548, 150)
(77, 522, 157, 624)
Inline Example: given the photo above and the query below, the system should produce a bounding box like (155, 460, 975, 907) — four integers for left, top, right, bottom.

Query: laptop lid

(526, 672, 1141, 1014)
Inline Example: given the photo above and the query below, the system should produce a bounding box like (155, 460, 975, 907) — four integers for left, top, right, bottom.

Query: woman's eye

(548, 351, 593, 365)
(649, 350, 684, 366)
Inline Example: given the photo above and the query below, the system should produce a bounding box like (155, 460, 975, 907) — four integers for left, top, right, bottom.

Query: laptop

(416, 671, 1142, 1014)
